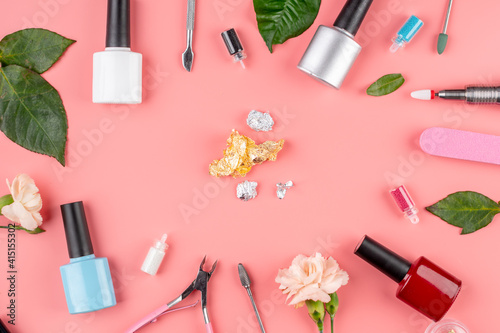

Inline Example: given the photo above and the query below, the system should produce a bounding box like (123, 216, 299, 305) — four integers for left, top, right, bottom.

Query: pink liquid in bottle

(390, 185, 419, 224)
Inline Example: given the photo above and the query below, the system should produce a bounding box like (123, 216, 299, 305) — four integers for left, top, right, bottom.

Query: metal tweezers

(125, 256, 218, 333)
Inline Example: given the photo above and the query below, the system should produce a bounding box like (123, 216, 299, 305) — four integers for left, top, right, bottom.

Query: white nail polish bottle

(141, 234, 168, 276)
(93, 0, 142, 104)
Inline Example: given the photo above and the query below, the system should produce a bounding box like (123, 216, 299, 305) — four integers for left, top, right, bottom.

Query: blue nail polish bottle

(60, 201, 116, 314)
(390, 15, 424, 53)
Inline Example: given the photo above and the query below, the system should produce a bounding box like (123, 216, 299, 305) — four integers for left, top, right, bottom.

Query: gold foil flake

(209, 130, 284, 177)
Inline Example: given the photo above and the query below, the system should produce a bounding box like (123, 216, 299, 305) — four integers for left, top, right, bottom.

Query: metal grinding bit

(238, 264, 266, 333)
(437, 0, 453, 54)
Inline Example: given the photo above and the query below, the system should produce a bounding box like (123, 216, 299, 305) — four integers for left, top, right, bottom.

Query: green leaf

(0, 225, 45, 234)
(426, 191, 500, 234)
(253, 0, 321, 53)
(366, 74, 405, 96)
(0, 194, 14, 215)
(21, 226, 46, 234)
(0, 28, 75, 74)
(0, 65, 67, 165)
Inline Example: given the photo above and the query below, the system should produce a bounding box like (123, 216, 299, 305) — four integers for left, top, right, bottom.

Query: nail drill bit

(238, 264, 266, 333)
(411, 86, 500, 104)
(437, 0, 453, 54)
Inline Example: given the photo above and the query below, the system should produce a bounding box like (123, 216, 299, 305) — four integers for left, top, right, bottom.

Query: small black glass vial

(221, 28, 247, 68)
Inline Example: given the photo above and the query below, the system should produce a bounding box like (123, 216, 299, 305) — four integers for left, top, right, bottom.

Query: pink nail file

(420, 127, 500, 165)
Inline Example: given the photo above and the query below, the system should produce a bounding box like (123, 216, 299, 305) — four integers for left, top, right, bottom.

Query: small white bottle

(141, 234, 168, 275)
(93, 0, 142, 104)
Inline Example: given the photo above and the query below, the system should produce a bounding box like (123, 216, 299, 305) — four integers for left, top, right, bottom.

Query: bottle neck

(333, 26, 355, 39)
(69, 254, 96, 263)
(104, 47, 132, 51)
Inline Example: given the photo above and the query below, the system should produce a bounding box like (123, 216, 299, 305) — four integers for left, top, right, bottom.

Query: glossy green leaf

(0, 28, 75, 74)
(0, 65, 67, 165)
(426, 191, 500, 234)
(366, 74, 405, 96)
(253, 0, 321, 53)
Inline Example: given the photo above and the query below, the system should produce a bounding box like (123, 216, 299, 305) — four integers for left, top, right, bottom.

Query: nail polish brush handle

(106, 0, 131, 48)
(333, 0, 374, 36)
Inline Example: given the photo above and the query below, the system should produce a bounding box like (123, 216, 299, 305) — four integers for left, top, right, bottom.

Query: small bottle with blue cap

(390, 15, 424, 53)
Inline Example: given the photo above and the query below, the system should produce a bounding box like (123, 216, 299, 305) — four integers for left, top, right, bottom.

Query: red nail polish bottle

(354, 235, 462, 321)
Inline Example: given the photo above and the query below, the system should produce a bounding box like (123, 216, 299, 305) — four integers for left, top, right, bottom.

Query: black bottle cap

(221, 28, 243, 55)
(0, 319, 11, 333)
(106, 0, 130, 48)
(333, 0, 373, 36)
(61, 201, 94, 259)
(354, 235, 411, 283)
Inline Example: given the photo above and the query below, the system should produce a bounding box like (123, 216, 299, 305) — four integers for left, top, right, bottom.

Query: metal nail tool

(126, 256, 218, 332)
(238, 263, 266, 333)
(182, 0, 195, 71)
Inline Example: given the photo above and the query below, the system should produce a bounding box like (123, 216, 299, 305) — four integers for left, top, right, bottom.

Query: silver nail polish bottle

(298, 0, 374, 89)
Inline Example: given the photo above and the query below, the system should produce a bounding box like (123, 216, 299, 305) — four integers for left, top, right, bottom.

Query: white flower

(276, 253, 349, 308)
(1, 174, 42, 231)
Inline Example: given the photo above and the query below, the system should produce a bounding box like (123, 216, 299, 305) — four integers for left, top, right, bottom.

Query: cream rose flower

(276, 253, 349, 308)
(1, 174, 43, 231)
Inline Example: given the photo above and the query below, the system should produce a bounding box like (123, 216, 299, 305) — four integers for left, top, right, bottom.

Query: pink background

(0, 0, 498, 332)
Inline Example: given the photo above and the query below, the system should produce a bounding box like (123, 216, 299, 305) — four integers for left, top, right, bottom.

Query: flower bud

(325, 292, 339, 316)
(306, 300, 325, 332)
(1, 174, 42, 231)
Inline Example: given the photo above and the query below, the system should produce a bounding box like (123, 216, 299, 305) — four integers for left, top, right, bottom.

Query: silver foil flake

(237, 181, 258, 201)
(276, 181, 293, 199)
(246, 110, 274, 132)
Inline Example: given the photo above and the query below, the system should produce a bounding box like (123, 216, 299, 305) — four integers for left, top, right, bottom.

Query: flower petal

(276, 253, 349, 308)
(2, 201, 39, 230)
(1, 202, 22, 223)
